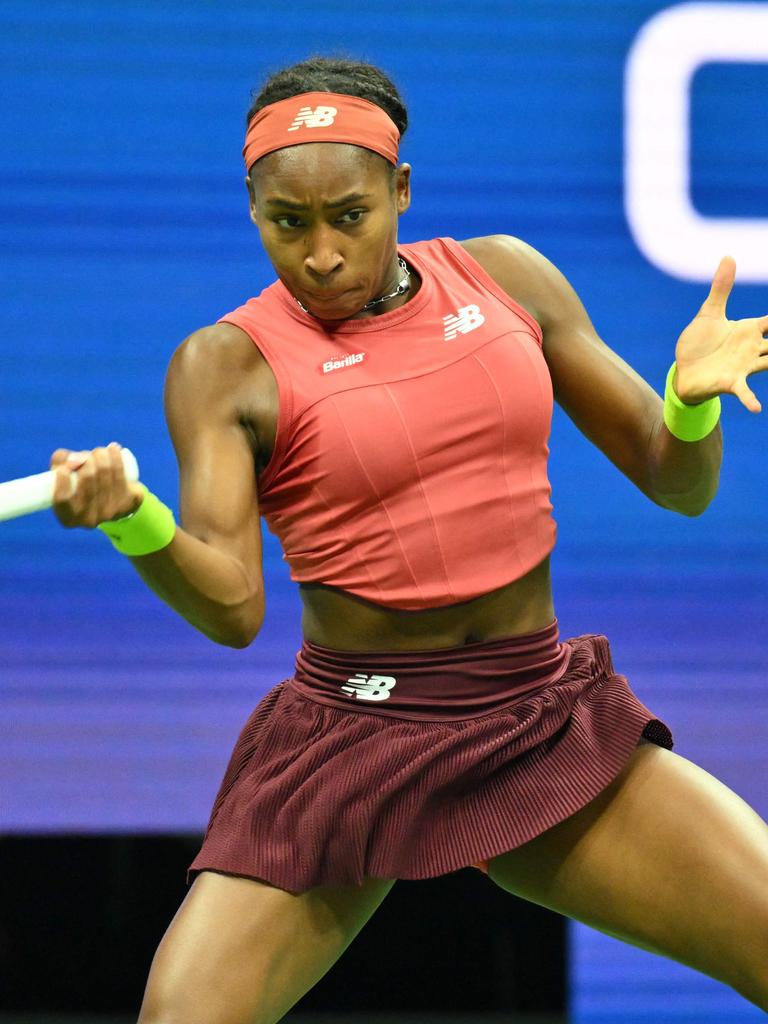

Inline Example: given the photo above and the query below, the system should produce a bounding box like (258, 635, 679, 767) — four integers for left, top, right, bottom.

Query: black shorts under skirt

(187, 618, 673, 895)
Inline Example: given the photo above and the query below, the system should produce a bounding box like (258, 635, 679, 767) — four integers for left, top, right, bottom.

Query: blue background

(1, 2, 766, 1020)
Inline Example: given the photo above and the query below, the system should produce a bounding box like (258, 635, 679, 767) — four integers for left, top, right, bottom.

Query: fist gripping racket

(0, 449, 140, 522)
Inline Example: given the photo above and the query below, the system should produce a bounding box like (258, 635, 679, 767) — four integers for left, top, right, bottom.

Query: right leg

(138, 869, 395, 1024)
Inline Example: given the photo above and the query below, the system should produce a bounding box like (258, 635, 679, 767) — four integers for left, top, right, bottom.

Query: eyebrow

(264, 191, 373, 211)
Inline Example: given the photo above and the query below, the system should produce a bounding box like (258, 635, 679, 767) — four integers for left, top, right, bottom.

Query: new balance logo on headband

(288, 106, 338, 131)
(341, 673, 397, 702)
(443, 304, 485, 341)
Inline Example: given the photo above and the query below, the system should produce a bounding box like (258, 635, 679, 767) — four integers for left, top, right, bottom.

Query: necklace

(296, 257, 411, 316)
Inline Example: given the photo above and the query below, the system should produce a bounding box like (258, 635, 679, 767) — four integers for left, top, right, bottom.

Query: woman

(51, 56, 768, 1021)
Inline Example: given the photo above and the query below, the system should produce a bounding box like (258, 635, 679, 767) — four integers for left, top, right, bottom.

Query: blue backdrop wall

(1, 3, 766, 1021)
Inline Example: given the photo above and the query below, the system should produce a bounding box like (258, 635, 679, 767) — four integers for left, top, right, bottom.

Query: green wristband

(663, 362, 721, 442)
(97, 483, 176, 556)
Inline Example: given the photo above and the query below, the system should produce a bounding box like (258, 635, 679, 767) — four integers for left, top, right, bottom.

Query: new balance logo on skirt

(341, 673, 398, 702)
(288, 106, 338, 131)
(442, 303, 485, 340)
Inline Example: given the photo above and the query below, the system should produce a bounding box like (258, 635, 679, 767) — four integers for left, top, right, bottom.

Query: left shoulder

(458, 234, 579, 333)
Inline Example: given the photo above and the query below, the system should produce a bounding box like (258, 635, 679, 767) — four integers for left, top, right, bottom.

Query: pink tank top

(218, 236, 556, 610)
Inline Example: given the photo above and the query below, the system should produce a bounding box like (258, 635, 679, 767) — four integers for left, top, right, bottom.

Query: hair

(245, 54, 409, 188)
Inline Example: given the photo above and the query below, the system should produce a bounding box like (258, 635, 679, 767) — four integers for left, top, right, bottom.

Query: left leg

(486, 739, 768, 1011)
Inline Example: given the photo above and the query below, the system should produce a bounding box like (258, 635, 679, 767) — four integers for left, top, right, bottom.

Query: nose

(303, 225, 344, 280)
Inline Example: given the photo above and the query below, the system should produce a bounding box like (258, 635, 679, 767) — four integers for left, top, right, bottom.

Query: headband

(243, 91, 400, 172)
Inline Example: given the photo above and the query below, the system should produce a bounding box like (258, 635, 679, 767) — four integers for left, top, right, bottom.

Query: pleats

(187, 631, 673, 894)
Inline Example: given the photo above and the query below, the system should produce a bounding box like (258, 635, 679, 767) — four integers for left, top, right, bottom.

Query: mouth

(304, 287, 355, 304)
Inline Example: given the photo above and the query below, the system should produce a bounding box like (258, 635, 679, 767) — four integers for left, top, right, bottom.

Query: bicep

(164, 328, 265, 592)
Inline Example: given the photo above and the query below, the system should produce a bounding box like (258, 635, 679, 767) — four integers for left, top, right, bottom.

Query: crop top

(218, 235, 557, 610)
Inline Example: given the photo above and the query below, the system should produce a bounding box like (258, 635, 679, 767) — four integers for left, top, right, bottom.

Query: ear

(245, 175, 258, 225)
(395, 163, 412, 215)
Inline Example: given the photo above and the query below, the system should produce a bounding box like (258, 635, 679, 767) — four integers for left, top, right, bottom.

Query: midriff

(297, 554, 555, 651)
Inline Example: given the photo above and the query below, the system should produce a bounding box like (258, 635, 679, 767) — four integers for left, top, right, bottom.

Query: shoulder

(165, 319, 270, 407)
(457, 234, 576, 331)
(168, 321, 267, 384)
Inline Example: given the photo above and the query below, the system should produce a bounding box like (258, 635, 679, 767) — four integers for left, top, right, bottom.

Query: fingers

(698, 255, 736, 317)
(732, 378, 762, 414)
(51, 442, 139, 528)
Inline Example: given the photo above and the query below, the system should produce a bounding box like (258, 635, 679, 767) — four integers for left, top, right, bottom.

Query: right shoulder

(168, 321, 265, 381)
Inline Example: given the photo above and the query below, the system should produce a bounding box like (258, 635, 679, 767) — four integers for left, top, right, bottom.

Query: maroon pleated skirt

(187, 618, 673, 894)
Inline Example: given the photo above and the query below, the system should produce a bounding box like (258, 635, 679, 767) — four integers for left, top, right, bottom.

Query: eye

(274, 215, 303, 229)
(339, 208, 366, 225)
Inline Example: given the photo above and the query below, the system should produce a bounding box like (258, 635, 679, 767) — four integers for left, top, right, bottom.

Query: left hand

(673, 256, 768, 413)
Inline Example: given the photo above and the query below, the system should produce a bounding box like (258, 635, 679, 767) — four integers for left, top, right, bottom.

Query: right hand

(50, 442, 145, 528)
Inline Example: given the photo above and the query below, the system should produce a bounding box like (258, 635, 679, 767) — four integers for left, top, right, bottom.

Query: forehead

(251, 143, 388, 198)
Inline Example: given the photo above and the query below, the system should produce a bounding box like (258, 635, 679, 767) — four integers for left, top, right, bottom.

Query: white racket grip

(0, 448, 140, 523)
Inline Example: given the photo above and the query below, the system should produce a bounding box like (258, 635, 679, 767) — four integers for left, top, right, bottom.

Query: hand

(673, 256, 768, 413)
(50, 442, 145, 528)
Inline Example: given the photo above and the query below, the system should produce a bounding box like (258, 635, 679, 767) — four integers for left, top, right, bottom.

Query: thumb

(733, 376, 762, 414)
(127, 481, 147, 506)
(698, 255, 736, 317)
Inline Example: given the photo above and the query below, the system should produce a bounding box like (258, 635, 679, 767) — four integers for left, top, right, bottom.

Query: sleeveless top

(218, 236, 557, 610)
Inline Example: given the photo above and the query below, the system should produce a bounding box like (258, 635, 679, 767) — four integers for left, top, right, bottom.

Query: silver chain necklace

(296, 257, 411, 316)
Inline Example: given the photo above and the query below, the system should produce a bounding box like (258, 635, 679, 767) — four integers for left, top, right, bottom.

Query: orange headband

(243, 91, 400, 172)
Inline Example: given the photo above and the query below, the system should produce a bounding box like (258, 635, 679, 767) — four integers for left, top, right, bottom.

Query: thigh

(138, 869, 395, 1024)
(487, 740, 768, 1008)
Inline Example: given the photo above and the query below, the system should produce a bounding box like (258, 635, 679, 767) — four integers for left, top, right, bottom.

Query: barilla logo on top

(443, 303, 485, 341)
(288, 106, 338, 131)
(321, 352, 366, 374)
(341, 673, 397, 702)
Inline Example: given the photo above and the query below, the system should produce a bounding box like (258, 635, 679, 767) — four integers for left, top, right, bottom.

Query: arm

(462, 234, 722, 516)
(52, 324, 266, 648)
(128, 325, 266, 646)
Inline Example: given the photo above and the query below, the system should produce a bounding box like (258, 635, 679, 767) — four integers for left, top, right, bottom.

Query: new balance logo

(341, 673, 397, 702)
(321, 352, 366, 374)
(288, 105, 338, 131)
(442, 304, 485, 341)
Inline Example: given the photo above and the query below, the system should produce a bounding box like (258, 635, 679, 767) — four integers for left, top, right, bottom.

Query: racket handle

(0, 448, 140, 523)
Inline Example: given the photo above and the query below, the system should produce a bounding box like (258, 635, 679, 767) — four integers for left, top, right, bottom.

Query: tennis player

(51, 56, 768, 1021)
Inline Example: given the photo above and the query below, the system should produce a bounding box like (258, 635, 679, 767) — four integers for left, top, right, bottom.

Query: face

(246, 143, 411, 321)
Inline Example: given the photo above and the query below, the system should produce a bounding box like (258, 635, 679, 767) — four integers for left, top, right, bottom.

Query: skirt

(187, 618, 673, 895)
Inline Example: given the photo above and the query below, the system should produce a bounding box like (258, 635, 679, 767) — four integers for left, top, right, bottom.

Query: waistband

(289, 618, 572, 721)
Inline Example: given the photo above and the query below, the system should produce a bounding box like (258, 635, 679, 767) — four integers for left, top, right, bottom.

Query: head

(244, 56, 411, 321)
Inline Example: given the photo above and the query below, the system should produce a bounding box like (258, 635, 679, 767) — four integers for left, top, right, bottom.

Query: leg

(486, 739, 768, 1011)
(138, 869, 395, 1024)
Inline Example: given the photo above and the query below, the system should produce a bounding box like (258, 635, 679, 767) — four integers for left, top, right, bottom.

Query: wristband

(97, 483, 176, 555)
(663, 362, 721, 442)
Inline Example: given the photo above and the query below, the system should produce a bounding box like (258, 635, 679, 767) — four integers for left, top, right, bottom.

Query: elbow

(225, 603, 265, 649)
(654, 486, 718, 518)
(224, 619, 262, 649)
(210, 620, 261, 649)
(223, 633, 256, 650)
(205, 594, 265, 649)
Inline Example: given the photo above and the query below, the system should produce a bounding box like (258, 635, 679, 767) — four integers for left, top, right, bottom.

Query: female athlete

(50, 56, 768, 1021)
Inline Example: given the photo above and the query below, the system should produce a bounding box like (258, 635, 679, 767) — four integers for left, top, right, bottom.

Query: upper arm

(464, 234, 664, 501)
(164, 323, 265, 603)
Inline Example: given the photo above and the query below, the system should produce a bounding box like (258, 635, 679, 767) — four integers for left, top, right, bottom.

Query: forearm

(647, 414, 723, 516)
(126, 527, 264, 648)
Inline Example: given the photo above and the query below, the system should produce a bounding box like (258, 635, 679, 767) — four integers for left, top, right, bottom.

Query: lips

(305, 288, 354, 303)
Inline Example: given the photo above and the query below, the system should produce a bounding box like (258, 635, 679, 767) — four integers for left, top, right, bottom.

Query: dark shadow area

(0, 837, 566, 1015)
